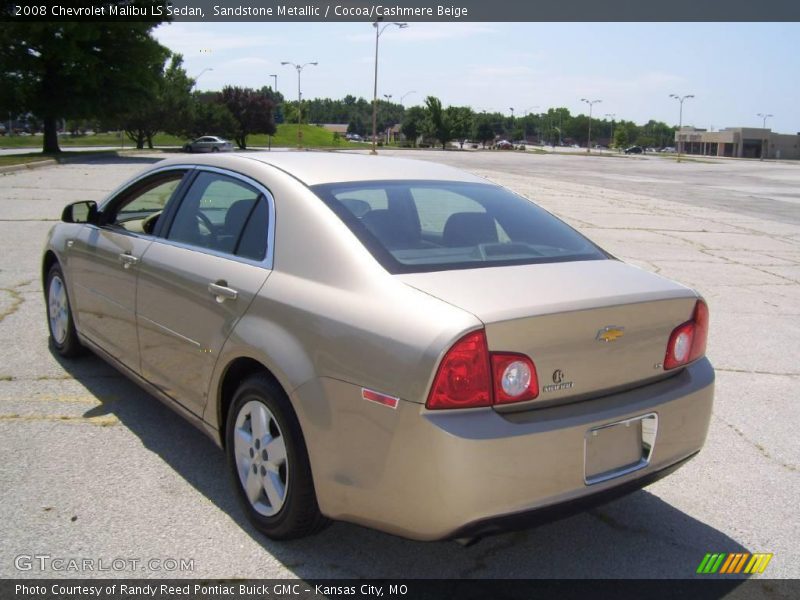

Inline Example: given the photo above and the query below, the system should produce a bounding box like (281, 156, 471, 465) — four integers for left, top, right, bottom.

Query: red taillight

(426, 330, 492, 409)
(664, 300, 709, 370)
(426, 330, 539, 409)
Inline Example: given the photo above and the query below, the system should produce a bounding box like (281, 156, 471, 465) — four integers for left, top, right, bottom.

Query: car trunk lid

(399, 260, 699, 407)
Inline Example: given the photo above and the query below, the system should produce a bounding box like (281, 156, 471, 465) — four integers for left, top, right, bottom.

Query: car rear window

(312, 180, 608, 274)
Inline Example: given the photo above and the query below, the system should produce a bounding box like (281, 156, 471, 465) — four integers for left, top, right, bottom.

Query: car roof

(155, 152, 488, 187)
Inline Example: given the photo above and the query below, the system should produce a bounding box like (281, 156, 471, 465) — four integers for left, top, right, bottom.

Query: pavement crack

(717, 415, 797, 473)
(458, 531, 527, 578)
(0, 282, 28, 323)
(716, 368, 799, 377)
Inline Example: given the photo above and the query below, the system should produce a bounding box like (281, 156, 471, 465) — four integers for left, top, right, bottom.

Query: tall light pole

(371, 21, 407, 155)
(580, 98, 601, 153)
(670, 93, 694, 162)
(400, 90, 416, 105)
(605, 113, 615, 149)
(757, 112, 773, 161)
(270, 74, 277, 92)
(282, 61, 317, 149)
(192, 67, 214, 87)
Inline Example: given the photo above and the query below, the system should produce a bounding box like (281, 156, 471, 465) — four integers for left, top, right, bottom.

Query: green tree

(446, 106, 474, 149)
(613, 127, 629, 149)
(121, 53, 194, 149)
(472, 115, 495, 148)
(423, 96, 453, 150)
(400, 106, 425, 146)
(219, 86, 277, 149)
(189, 94, 237, 139)
(0, 13, 169, 153)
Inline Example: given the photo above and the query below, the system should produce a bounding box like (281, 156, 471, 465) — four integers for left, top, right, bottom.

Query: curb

(0, 159, 58, 174)
(0, 150, 154, 175)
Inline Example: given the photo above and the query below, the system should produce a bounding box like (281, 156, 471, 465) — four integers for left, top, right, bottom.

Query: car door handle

(119, 253, 139, 269)
(208, 281, 238, 302)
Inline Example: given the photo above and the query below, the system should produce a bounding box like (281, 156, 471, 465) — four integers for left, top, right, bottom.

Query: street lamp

(193, 67, 214, 86)
(605, 113, 615, 149)
(669, 93, 694, 162)
(757, 112, 773, 161)
(270, 74, 277, 92)
(281, 61, 318, 148)
(400, 90, 416, 105)
(371, 21, 407, 155)
(580, 98, 601, 153)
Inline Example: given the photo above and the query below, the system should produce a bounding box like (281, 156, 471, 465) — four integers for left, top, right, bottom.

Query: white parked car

(183, 136, 234, 153)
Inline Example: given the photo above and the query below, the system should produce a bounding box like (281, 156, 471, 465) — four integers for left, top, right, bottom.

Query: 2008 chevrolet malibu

(42, 153, 714, 541)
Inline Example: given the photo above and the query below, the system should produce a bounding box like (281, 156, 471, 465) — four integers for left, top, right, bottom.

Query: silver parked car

(182, 136, 234, 153)
(43, 153, 714, 541)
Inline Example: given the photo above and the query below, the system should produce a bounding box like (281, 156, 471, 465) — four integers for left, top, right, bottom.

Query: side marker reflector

(362, 388, 399, 410)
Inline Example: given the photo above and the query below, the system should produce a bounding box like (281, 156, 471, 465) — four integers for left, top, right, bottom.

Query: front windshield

(311, 180, 609, 274)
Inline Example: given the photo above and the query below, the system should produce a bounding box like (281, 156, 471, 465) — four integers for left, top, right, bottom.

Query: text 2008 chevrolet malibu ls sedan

(43, 153, 713, 541)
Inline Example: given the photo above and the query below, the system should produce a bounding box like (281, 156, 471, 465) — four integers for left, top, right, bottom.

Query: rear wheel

(225, 374, 328, 539)
(212, 146, 220, 152)
(46, 263, 83, 357)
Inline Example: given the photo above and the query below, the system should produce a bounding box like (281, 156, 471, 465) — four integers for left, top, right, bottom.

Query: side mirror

(61, 201, 98, 224)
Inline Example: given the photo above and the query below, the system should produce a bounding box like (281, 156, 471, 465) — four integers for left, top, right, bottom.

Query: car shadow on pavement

(56, 350, 748, 580)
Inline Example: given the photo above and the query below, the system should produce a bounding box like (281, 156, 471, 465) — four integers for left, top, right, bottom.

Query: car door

(68, 169, 189, 372)
(136, 168, 274, 415)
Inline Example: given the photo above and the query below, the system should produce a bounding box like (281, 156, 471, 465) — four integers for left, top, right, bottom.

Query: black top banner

(3, 0, 800, 22)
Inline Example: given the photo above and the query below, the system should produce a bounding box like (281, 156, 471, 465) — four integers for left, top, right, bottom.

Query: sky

(153, 22, 800, 133)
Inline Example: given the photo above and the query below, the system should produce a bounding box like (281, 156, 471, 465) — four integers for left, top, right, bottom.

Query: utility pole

(281, 61, 318, 149)
(371, 20, 407, 155)
(670, 94, 694, 162)
(580, 98, 601, 153)
(757, 112, 773, 161)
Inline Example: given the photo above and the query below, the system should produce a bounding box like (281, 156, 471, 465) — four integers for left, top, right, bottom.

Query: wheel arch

(42, 250, 59, 288)
(216, 356, 285, 448)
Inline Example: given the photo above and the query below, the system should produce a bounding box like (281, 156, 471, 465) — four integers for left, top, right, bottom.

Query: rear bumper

(449, 451, 697, 540)
(292, 358, 714, 541)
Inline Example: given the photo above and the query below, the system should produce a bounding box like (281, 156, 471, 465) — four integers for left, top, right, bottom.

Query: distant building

(675, 127, 800, 159)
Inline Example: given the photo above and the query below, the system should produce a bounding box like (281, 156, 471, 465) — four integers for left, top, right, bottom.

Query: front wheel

(225, 374, 328, 539)
(46, 263, 83, 357)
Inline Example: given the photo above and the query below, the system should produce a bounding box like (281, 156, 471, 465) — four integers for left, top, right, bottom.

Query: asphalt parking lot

(0, 150, 798, 580)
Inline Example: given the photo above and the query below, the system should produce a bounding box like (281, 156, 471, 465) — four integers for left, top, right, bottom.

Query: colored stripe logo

(696, 552, 773, 574)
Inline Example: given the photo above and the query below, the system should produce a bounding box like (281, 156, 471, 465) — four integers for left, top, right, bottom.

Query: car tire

(45, 263, 83, 357)
(225, 374, 329, 539)
(212, 147, 220, 152)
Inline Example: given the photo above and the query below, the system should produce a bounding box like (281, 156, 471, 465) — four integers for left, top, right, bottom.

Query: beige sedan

(42, 153, 714, 541)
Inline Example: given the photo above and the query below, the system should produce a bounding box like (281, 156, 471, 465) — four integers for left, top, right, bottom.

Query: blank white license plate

(584, 413, 657, 485)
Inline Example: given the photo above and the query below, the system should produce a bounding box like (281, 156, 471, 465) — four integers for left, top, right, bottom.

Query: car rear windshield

(311, 180, 609, 274)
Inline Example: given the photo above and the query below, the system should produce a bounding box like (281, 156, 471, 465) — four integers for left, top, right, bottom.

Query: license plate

(584, 413, 657, 485)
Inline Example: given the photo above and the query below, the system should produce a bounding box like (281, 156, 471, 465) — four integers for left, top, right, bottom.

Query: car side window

(166, 171, 269, 260)
(106, 173, 185, 234)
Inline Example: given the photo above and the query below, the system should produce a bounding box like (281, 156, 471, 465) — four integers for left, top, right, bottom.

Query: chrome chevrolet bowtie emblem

(596, 326, 625, 342)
